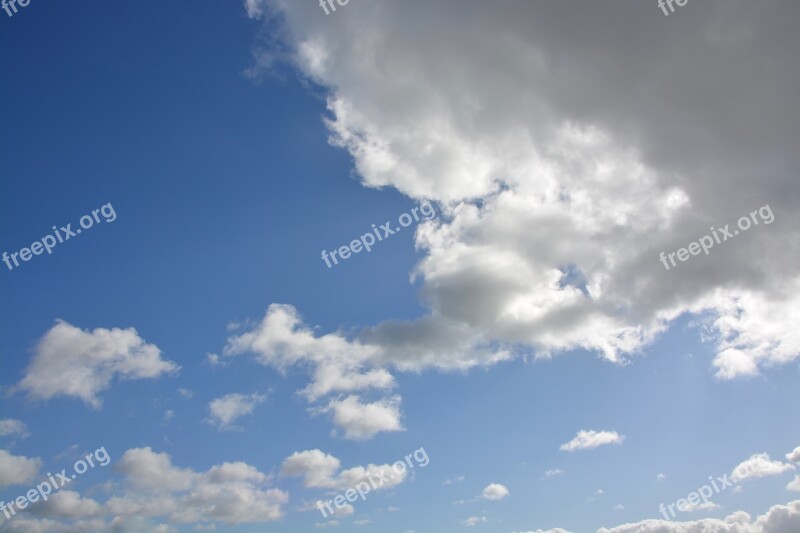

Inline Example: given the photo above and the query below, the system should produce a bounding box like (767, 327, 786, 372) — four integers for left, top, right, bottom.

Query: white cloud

(560, 430, 625, 452)
(482, 483, 509, 501)
(0, 449, 41, 490)
(0, 419, 29, 439)
(320, 395, 403, 440)
(107, 447, 287, 525)
(207, 393, 265, 430)
(788, 476, 800, 492)
(787, 447, 800, 464)
(678, 501, 720, 513)
(463, 516, 487, 527)
(15, 321, 178, 408)
(29, 490, 103, 519)
(598, 500, 800, 533)
(280, 449, 406, 491)
(224, 305, 399, 439)
(731, 453, 795, 482)
(657, 473, 666, 481)
(245, 0, 800, 382)
(444, 475, 466, 485)
(545, 469, 564, 478)
(177, 388, 193, 399)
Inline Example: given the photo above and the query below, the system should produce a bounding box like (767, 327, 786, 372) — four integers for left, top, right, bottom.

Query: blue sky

(1, 1, 799, 532)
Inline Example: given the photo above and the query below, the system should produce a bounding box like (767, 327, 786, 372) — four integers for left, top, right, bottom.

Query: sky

(1, 1, 799, 532)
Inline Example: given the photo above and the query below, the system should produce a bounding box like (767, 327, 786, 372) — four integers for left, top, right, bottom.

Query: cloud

(788, 476, 800, 492)
(512, 530, 573, 533)
(15, 321, 178, 408)
(731, 453, 795, 482)
(224, 305, 400, 439)
(0, 449, 41, 490)
(482, 483, 509, 501)
(657, 473, 667, 481)
(463, 516, 487, 527)
(245, 0, 800, 381)
(280, 449, 406, 491)
(560, 430, 625, 452)
(108, 447, 287, 525)
(787, 447, 800, 464)
(319, 395, 404, 441)
(545, 469, 564, 478)
(28, 490, 102, 519)
(0, 419, 29, 439)
(444, 475, 466, 485)
(678, 501, 721, 513)
(598, 500, 800, 533)
(207, 393, 266, 430)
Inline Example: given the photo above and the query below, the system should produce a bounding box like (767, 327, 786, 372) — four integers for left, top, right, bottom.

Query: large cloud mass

(243, 0, 800, 382)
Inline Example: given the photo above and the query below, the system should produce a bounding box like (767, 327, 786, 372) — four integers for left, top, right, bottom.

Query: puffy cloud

(464, 516, 487, 526)
(225, 305, 400, 439)
(788, 476, 800, 492)
(245, 0, 800, 380)
(207, 393, 265, 430)
(786, 447, 800, 464)
(482, 483, 509, 501)
(560, 430, 625, 452)
(320, 395, 404, 441)
(0, 449, 41, 490)
(731, 453, 795, 482)
(598, 500, 800, 533)
(0, 419, 29, 439)
(106, 447, 287, 525)
(280, 449, 406, 491)
(28, 490, 102, 519)
(16, 321, 178, 408)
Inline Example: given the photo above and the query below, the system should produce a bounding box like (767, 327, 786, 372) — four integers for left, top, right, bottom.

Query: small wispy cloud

(560, 430, 625, 452)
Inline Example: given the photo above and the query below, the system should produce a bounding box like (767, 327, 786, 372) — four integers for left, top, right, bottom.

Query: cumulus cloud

(788, 476, 800, 492)
(224, 305, 400, 439)
(598, 500, 800, 533)
(107, 447, 287, 525)
(482, 483, 509, 501)
(280, 449, 406, 491)
(560, 430, 625, 452)
(545, 469, 564, 478)
(0, 419, 29, 439)
(244, 0, 800, 383)
(207, 393, 266, 430)
(731, 453, 795, 482)
(0, 449, 41, 490)
(786, 447, 800, 464)
(319, 395, 403, 441)
(15, 321, 178, 408)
